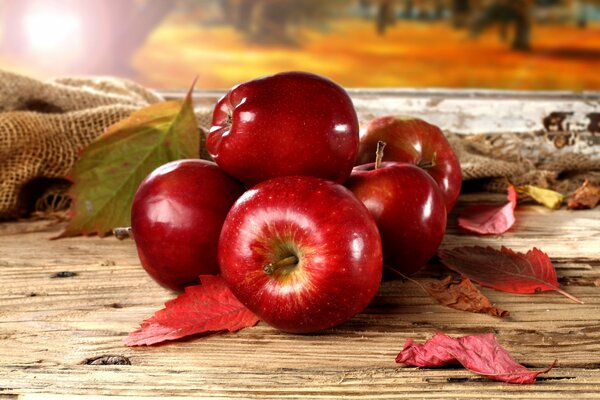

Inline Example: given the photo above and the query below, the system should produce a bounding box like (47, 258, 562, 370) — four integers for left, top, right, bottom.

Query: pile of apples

(131, 72, 461, 333)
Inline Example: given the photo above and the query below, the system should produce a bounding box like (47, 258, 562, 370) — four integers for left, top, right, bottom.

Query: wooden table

(1, 90, 599, 398)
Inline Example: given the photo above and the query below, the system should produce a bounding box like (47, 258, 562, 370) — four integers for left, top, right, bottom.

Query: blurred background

(0, 0, 598, 90)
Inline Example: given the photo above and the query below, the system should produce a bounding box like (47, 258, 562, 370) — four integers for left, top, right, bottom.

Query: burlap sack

(0, 70, 163, 219)
(449, 132, 600, 193)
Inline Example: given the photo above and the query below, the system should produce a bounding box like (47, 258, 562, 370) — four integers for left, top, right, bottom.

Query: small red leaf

(457, 185, 517, 235)
(567, 179, 600, 210)
(438, 246, 582, 303)
(396, 332, 556, 384)
(125, 275, 259, 346)
(420, 276, 509, 318)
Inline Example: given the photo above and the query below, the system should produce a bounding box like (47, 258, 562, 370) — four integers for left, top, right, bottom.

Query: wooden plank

(1, 194, 599, 398)
(445, 194, 600, 259)
(181, 89, 600, 135)
(188, 89, 600, 164)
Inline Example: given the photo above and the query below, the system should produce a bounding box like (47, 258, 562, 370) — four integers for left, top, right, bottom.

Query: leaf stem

(554, 287, 584, 304)
(385, 265, 416, 282)
(384, 265, 432, 293)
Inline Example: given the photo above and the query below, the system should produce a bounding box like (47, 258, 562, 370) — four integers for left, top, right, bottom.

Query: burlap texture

(196, 108, 214, 132)
(0, 70, 163, 219)
(0, 70, 598, 219)
(449, 133, 600, 193)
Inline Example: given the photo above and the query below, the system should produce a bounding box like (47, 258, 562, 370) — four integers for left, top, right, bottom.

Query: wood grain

(1, 193, 599, 398)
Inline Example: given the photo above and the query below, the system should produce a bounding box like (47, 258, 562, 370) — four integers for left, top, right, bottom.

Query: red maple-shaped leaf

(457, 185, 517, 235)
(438, 246, 582, 303)
(396, 332, 556, 384)
(125, 275, 260, 346)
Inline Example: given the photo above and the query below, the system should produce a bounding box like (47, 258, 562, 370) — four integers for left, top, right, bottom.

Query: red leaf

(457, 185, 517, 235)
(438, 246, 582, 303)
(567, 179, 600, 210)
(125, 275, 259, 346)
(396, 332, 556, 384)
(420, 276, 509, 318)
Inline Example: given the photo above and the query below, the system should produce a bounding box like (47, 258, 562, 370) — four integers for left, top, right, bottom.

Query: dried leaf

(125, 275, 260, 346)
(59, 85, 199, 237)
(567, 179, 600, 210)
(396, 332, 556, 384)
(515, 184, 563, 209)
(457, 185, 517, 235)
(420, 276, 509, 317)
(438, 246, 582, 303)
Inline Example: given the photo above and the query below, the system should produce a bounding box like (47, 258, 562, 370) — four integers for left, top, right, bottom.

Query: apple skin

(131, 159, 245, 292)
(207, 71, 359, 187)
(218, 176, 382, 333)
(346, 162, 447, 276)
(356, 116, 462, 212)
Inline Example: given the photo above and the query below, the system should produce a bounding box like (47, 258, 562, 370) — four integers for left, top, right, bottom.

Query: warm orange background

(1, 1, 598, 90)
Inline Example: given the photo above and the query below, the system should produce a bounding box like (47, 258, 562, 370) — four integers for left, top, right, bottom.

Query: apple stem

(375, 141, 386, 169)
(113, 227, 132, 240)
(419, 152, 437, 169)
(263, 255, 299, 275)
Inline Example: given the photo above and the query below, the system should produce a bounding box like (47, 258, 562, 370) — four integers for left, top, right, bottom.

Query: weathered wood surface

(1, 89, 599, 398)
(1, 192, 599, 399)
(188, 89, 600, 162)
(181, 88, 600, 135)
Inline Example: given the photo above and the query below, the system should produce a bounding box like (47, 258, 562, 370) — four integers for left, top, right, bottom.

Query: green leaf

(59, 89, 199, 237)
(515, 185, 564, 210)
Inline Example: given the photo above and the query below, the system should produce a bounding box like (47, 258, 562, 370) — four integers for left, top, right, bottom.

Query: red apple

(207, 71, 359, 187)
(218, 176, 382, 333)
(346, 160, 447, 276)
(131, 159, 245, 292)
(356, 116, 462, 212)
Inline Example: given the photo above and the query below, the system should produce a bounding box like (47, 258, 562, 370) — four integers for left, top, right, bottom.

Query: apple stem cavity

(419, 152, 438, 169)
(375, 141, 387, 170)
(263, 255, 299, 275)
(113, 226, 133, 240)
